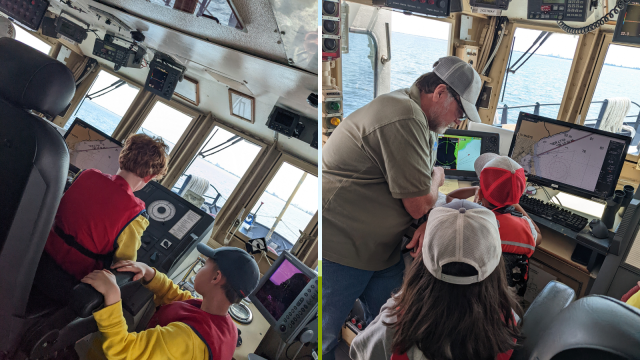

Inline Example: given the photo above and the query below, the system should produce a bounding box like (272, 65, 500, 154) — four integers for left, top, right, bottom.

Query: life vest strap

(53, 225, 114, 264)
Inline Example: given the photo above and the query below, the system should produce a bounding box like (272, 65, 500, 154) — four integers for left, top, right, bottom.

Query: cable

(557, 0, 630, 35)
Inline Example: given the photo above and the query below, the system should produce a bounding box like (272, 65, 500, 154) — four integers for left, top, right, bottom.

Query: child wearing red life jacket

(447, 153, 542, 302)
(349, 200, 523, 360)
(43, 134, 169, 282)
(81, 245, 260, 360)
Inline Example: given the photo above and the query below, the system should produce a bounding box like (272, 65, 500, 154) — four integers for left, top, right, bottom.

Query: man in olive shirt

(322, 56, 482, 359)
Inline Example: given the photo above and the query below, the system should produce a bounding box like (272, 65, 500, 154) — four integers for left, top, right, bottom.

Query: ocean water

(70, 99, 314, 246)
(342, 32, 640, 125)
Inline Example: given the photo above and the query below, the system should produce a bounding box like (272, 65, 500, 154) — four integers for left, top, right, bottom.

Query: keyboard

(519, 195, 589, 232)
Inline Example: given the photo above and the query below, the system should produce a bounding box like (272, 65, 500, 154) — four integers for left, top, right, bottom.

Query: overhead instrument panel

(0, 0, 49, 31)
(134, 181, 214, 276)
(373, 0, 451, 17)
(92, 33, 146, 71)
(527, 0, 594, 21)
(144, 52, 186, 100)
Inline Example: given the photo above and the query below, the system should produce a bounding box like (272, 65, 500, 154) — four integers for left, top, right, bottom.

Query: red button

(420, 0, 426, 2)
(428, 0, 435, 4)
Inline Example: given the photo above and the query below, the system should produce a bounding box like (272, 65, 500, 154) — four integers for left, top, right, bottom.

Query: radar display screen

(613, 2, 640, 44)
(253, 259, 310, 321)
(64, 119, 123, 175)
(435, 134, 482, 171)
(148, 68, 168, 91)
(509, 113, 629, 199)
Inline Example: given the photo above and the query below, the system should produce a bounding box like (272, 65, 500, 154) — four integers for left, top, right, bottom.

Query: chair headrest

(530, 295, 640, 360)
(0, 38, 75, 117)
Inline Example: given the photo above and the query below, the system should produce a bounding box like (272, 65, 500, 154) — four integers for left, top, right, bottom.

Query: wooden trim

(228, 88, 255, 124)
(174, 75, 200, 106)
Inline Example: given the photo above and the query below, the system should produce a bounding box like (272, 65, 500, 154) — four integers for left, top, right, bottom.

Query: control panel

(527, 0, 594, 21)
(436, 129, 500, 179)
(469, 0, 510, 10)
(92, 34, 145, 71)
(55, 15, 87, 44)
(133, 181, 214, 276)
(374, 0, 451, 17)
(322, 87, 343, 136)
(322, 0, 340, 60)
(276, 277, 319, 343)
(0, 0, 49, 31)
(144, 52, 186, 101)
(266, 106, 301, 137)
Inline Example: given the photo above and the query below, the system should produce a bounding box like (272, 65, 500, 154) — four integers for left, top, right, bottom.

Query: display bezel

(508, 112, 631, 201)
(437, 129, 500, 179)
(249, 251, 317, 328)
(613, 2, 640, 45)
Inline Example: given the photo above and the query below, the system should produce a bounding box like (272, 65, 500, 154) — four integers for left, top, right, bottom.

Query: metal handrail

(497, 100, 640, 126)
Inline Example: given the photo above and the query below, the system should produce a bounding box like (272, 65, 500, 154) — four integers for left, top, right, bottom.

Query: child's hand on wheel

(81, 269, 121, 306)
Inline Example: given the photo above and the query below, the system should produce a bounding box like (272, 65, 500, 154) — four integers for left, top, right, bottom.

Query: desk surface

(233, 302, 271, 360)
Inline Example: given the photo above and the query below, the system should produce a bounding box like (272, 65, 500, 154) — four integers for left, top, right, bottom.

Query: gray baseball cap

(433, 56, 483, 123)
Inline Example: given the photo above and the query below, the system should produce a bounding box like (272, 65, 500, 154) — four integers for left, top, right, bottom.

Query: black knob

(323, 20, 337, 34)
(438, 0, 446, 7)
(280, 324, 286, 332)
(323, 38, 338, 52)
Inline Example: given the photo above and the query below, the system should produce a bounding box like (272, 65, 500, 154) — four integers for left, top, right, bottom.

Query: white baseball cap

(433, 56, 482, 123)
(422, 199, 502, 285)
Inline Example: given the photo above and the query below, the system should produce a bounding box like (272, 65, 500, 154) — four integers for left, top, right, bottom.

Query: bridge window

(65, 70, 140, 135)
(342, 32, 375, 118)
(243, 160, 318, 256)
(13, 26, 51, 54)
(390, 14, 450, 91)
(497, 28, 578, 125)
(171, 125, 263, 219)
(585, 44, 640, 155)
(136, 101, 194, 154)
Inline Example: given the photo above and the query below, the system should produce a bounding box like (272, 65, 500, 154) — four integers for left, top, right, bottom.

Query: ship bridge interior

(0, 0, 318, 359)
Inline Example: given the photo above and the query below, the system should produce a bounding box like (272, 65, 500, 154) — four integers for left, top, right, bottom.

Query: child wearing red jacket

(447, 153, 542, 301)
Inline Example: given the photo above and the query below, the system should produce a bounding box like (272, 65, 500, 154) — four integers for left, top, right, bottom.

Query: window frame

(226, 153, 318, 262)
(172, 120, 270, 214)
(577, 33, 640, 163)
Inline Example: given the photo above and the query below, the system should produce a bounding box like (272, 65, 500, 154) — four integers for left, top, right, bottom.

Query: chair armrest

(511, 281, 576, 360)
(70, 271, 136, 318)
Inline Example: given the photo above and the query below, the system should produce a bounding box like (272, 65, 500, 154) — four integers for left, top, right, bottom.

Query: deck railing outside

(496, 100, 640, 145)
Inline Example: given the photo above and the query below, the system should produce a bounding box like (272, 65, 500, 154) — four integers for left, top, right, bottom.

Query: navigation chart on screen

(510, 118, 626, 195)
(436, 135, 482, 171)
(65, 124, 122, 175)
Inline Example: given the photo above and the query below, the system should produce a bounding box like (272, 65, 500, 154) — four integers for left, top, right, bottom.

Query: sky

(389, 12, 640, 67)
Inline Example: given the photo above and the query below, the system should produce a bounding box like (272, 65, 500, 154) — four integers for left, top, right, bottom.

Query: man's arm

(401, 167, 444, 219)
(112, 261, 193, 306)
(513, 204, 542, 246)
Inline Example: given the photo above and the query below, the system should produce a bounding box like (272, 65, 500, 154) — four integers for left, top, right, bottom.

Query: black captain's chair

(0, 38, 136, 360)
(0, 37, 74, 359)
(512, 281, 640, 360)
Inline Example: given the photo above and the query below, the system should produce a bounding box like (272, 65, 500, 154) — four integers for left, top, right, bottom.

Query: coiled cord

(556, 0, 631, 34)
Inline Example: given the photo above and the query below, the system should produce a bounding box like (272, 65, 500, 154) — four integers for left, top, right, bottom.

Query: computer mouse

(589, 219, 609, 239)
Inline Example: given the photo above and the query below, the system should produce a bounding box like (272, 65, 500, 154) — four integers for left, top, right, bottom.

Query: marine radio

(527, 0, 596, 21)
(0, 0, 49, 31)
(92, 34, 146, 71)
(144, 51, 186, 101)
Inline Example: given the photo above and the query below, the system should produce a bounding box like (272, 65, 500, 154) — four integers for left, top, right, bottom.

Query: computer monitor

(63, 118, 123, 175)
(509, 112, 631, 200)
(435, 129, 500, 178)
(250, 251, 318, 343)
(613, 1, 640, 45)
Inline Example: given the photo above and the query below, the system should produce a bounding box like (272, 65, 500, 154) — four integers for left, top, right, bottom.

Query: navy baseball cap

(197, 244, 260, 298)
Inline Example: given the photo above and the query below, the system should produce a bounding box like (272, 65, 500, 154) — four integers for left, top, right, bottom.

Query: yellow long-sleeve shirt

(90, 271, 209, 360)
(626, 288, 640, 309)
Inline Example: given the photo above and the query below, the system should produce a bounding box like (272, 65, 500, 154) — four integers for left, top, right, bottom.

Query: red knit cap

(479, 156, 526, 208)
